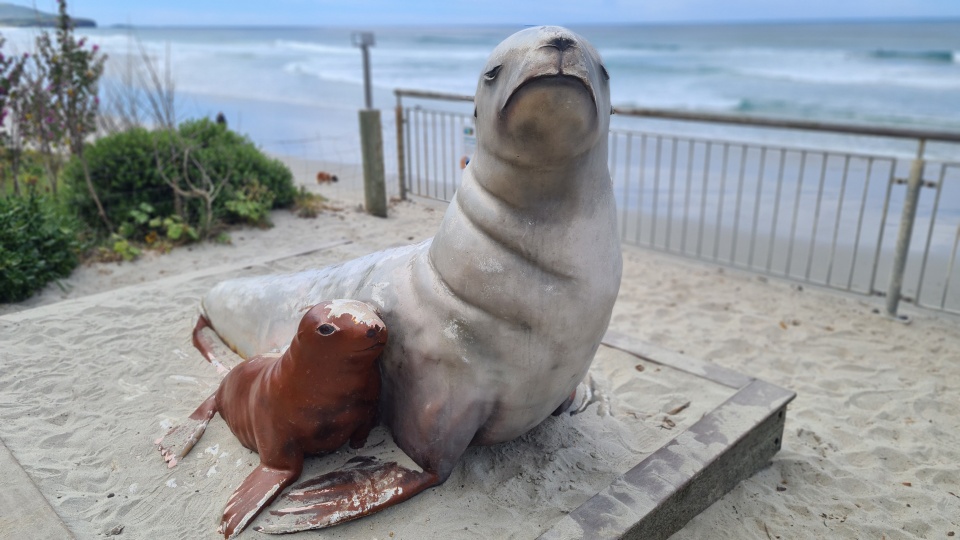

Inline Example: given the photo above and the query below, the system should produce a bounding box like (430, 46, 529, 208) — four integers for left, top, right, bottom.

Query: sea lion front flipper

(156, 394, 217, 468)
(219, 463, 301, 540)
(255, 456, 440, 534)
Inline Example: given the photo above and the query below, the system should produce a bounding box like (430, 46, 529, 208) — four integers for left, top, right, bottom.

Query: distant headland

(0, 2, 96, 27)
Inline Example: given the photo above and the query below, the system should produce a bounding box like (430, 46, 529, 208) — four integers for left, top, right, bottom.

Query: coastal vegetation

(0, 0, 297, 302)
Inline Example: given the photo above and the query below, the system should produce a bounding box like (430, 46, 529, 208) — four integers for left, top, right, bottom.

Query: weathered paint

(158, 301, 387, 538)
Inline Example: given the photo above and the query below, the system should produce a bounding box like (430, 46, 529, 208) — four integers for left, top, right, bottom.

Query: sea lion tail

(192, 314, 230, 374)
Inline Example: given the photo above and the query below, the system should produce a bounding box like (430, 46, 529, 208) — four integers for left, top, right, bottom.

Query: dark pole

(361, 44, 373, 109)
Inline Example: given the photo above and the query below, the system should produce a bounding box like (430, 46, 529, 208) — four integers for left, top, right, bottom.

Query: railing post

(885, 139, 926, 319)
(395, 91, 407, 201)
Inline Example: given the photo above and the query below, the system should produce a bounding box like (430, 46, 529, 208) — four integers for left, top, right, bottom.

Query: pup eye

(317, 324, 336, 336)
(600, 65, 610, 81)
(484, 65, 502, 81)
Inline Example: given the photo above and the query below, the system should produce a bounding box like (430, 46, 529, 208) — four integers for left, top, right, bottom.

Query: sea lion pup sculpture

(196, 26, 622, 533)
(158, 300, 386, 539)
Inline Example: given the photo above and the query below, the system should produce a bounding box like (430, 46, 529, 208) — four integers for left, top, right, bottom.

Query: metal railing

(393, 88, 960, 318)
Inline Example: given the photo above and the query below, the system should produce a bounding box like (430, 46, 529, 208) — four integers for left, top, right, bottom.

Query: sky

(45, 0, 960, 26)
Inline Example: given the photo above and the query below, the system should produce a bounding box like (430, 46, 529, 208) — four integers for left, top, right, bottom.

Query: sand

(1, 159, 958, 539)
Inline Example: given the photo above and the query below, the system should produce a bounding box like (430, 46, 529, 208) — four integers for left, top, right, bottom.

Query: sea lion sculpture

(196, 26, 621, 533)
(157, 300, 387, 539)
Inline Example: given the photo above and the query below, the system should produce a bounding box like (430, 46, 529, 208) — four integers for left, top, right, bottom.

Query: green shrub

(177, 119, 296, 209)
(62, 119, 295, 236)
(0, 189, 80, 302)
(62, 127, 176, 234)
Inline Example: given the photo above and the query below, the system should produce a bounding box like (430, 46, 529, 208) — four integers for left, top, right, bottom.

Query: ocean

(3, 20, 960, 156)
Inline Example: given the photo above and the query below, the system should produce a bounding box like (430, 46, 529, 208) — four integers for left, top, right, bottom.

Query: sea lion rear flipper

(255, 456, 440, 534)
(156, 394, 217, 468)
(192, 315, 231, 374)
(219, 463, 301, 540)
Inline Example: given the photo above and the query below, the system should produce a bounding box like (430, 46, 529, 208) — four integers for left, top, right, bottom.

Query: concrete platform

(543, 331, 795, 539)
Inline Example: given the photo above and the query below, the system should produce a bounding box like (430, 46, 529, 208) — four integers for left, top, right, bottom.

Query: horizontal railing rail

(393, 89, 960, 318)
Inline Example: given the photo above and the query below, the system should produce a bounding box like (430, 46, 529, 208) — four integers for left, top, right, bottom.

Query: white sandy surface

(1, 160, 958, 539)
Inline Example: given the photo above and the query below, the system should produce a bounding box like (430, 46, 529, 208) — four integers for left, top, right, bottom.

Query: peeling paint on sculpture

(157, 301, 386, 539)
(196, 25, 622, 533)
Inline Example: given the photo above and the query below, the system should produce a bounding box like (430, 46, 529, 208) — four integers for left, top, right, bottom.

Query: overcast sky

(59, 0, 960, 26)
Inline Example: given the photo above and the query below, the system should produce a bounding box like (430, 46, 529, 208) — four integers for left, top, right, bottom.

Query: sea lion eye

(317, 324, 336, 336)
(484, 65, 502, 81)
(600, 65, 610, 81)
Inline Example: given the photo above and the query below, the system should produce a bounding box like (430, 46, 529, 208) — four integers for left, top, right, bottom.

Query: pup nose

(548, 36, 575, 51)
(366, 328, 378, 339)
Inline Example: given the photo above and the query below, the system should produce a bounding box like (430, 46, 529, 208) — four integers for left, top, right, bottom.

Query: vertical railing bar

(462, 115, 468, 194)
(730, 144, 748, 266)
(804, 152, 830, 281)
(868, 158, 898, 294)
(447, 113, 455, 199)
(940, 220, 960, 310)
(748, 147, 768, 268)
(610, 131, 619, 191)
(914, 163, 947, 306)
(432, 111, 439, 199)
(651, 136, 663, 247)
(681, 139, 695, 254)
(610, 132, 619, 238)
(666, 137, 678, 251)
(421, 109, 428, 198)
(785, 150, 809, 276)
(825, 155, 852, 286)
(405, 107, 414, 198)
(765, 148, 787, 273)
(713, 143, 730, 261)
(414, 108, 422, 197)
(696, 142, 712, 258)
(395, 96, 407, 200)
(635, 134, 647, 245)
(440, 112, 448, 201)
(622, 133, 633, 241)
(847, 157, 875, 291)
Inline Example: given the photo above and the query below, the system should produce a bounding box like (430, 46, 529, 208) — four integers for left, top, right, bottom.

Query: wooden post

(359, 109, 387, 218)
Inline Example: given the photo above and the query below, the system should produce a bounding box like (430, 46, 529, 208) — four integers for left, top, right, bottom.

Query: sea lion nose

(366, 328, 378, 339)
(547, 36, 575, 52)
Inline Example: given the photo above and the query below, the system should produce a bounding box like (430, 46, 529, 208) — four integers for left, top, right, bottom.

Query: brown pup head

(295, 300, 387, 365)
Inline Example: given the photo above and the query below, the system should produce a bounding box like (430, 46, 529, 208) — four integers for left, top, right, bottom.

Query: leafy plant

(292, 186, 328, 218)
(109, 234, 141, 262)
(115, 202, 199, 258)
(0, 188, 79, 302)
(224, 179, 274, 226)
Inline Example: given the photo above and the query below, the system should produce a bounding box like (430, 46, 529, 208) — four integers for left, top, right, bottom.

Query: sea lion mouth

(500, 74, 596, 119)
(359, 342, 387, 352)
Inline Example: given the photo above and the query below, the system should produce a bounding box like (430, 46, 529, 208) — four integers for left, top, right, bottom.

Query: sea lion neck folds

(195, 25, 622, 533)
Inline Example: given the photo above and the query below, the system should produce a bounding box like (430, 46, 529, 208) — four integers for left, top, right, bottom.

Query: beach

(1, 159, 958, 539)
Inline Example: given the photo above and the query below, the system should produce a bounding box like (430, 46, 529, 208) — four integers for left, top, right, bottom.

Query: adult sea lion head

(473, 26, 611, 169)
(294, 300, 387, 364)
